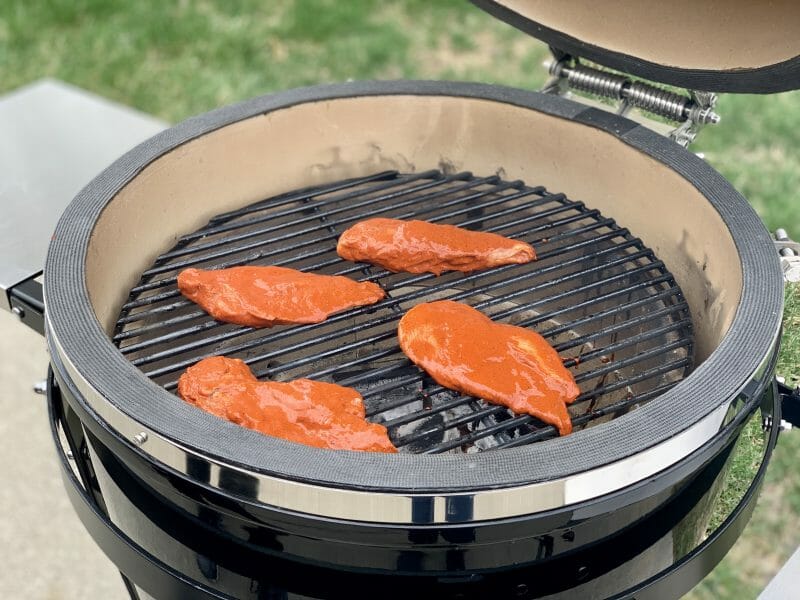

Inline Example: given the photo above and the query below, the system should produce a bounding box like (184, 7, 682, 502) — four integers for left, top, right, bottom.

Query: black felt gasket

(44, 80, 783, 493)
(470, 0, 800, 94)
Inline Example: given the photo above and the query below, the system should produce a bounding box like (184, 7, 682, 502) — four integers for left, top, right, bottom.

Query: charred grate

(113, 170, 694, 453)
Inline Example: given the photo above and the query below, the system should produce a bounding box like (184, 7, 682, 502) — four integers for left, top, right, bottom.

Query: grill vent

(113, 170, 693, 453)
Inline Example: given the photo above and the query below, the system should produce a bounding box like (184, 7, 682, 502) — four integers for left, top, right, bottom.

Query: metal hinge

(775, 228, 800, 283)
(542, 52, 720, 148)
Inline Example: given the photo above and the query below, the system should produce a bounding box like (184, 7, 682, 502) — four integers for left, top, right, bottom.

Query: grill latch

(543, 52, 720, 148)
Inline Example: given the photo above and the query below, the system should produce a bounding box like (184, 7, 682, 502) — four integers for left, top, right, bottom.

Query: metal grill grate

(113, 170, 694, 453)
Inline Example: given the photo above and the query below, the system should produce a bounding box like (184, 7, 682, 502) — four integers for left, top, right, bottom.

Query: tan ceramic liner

(86, 95, 742, 364)
(499, 0, 800, 71)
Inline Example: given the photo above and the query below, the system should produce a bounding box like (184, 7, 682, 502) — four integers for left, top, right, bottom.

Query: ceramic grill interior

(114, 170, 693, 452)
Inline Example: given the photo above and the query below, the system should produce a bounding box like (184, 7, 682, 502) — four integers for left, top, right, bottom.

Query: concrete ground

(0, 309, 126, 599)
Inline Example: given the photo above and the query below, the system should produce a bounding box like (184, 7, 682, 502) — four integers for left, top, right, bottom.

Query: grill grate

(113, 170, 694, 453)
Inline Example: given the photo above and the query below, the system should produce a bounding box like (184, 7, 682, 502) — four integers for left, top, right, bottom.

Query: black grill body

(51, 352, 778, 599)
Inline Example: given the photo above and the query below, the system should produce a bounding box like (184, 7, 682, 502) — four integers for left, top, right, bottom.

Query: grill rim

(44, 81, 783, 506)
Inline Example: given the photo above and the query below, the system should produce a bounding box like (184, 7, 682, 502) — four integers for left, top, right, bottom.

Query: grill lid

(471, 0, 800, 93)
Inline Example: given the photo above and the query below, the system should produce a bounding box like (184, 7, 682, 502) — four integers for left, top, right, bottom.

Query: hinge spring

(551, 61, 720, 126)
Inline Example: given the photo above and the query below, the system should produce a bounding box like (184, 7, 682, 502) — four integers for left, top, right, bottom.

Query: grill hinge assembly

(542, 52, 721, 148)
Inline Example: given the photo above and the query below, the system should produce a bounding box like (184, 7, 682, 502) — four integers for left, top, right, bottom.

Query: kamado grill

(5, 2, 800, 599)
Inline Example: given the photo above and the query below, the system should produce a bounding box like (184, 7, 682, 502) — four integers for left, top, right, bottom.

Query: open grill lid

(471, 0, 800, 93)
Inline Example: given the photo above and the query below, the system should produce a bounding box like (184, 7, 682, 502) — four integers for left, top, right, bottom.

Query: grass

(689, 287, 800, 599)
(2, 2, 799, 598)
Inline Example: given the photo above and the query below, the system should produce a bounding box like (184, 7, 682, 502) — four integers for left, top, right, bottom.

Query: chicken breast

(397, 301, 579, 435)
(177, 265, 385, 328)
(337, 218, 536, 275)
(178, 356, 397, 453)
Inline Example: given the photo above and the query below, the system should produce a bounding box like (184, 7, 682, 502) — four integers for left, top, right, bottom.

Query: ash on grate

(333, 367, 519, 453)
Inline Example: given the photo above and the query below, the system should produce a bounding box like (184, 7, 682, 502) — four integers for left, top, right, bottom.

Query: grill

(29, 78, 788, 600)
(113, 169, 693, 453)
(4, 0, 798, 595)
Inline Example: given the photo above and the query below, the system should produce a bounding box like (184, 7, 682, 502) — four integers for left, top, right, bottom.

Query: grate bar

(393, 404, 508, 448)
(119, 189, 583, 327)
(423, 413, 535, 454)
(181, 170, 440, 239)
(538, 290, 686, 340)
(130, 174, 500, 295)
(144, 239, 655, 380)
(123, 176, 540, 306)
(562, 318, 693, 367)
(338, 276, 679, 398)
(139, 172, 526, 279)
(446, 358, 691, 448)
(121, 175, 530, 311)
(381, 394, 476, 429)
(573, 334, 692, 383)
(125, 198, 618, 356)
(199, 170, 400, 228)
(553, 305, 690, 353)
(491, 365, 691, 450)
(362, 317, 692, 423)
(488, 274, 678, 330)
(254, 259, 668, 388)
(157, 171, 464, 262)
(162, 170, 437, 254)
(401, 339, 693, 452)
(125, 227, 639, 358)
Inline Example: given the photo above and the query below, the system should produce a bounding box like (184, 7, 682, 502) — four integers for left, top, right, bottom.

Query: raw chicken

(337, 218, 536, 275)
(177, 265, 385, 327)
(397, 301, 579, 435)
(178, 356, 397, 453)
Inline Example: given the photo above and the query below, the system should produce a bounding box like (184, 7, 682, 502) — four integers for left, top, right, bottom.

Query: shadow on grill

(113, 170, 694, 453)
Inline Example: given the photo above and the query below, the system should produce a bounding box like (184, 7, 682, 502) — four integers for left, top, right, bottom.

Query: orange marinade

(177, 266, 385, 328)
(398, 301, 579, 435)
(336, 218, 536, 275)
(178, 356, 397, 453)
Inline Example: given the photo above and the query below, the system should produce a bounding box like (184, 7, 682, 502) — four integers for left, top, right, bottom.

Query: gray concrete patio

(0, 308, 126, 599)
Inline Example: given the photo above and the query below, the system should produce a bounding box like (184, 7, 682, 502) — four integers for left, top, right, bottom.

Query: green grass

(779, 285, 800, 388)
(694, 93, 800, 240)
(704, 415, 766, 538)
(687, 285, 800, 600)
(2, 2, 799, 597)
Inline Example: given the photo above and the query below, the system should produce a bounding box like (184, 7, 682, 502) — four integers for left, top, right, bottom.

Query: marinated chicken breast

(178, 356, 397, 453)
(398, 301, 579, 435)
(337, 218, 536, 275)
(177, 266, 385, 327)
